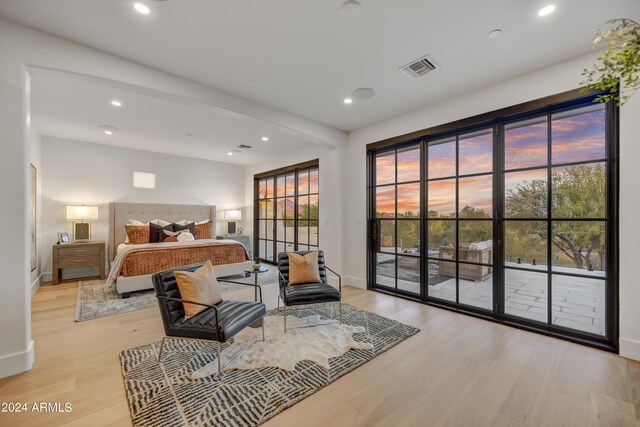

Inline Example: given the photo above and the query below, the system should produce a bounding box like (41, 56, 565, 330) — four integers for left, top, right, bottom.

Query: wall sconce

(65, 205, 99, 241)
(222, 209, 242, 235)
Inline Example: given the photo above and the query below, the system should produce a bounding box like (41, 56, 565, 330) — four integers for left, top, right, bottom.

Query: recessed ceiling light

(111, 100, 122, 107)
(538, 4, 555, 16)
(488, 29, 502, 38)
(134, 2, 150, 15)
(104, 130, 113, 135)
(341, 0, 361, 17)
(343, 98, 353, 104)
(352, 87, 376, 100)
(227, 151, 233, 156)
(262, 137, 269, 142)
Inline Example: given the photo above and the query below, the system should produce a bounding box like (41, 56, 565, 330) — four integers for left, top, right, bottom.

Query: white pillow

(177, 232, 195, 242)
(127, 219, 146, 226)
(175, 220, 195, 226)
(196, 219, 211, 225)
(150, 219, 171, 227)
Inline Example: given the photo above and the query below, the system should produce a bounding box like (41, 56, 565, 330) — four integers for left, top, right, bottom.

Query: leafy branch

(581, 18, 640, 105)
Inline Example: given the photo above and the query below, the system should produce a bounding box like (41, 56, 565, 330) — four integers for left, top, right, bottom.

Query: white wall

(243, 145, 345, 275)
(344, 51, 640, 360)
(39, 137, 246, 280)
(0, 17, 345, 378)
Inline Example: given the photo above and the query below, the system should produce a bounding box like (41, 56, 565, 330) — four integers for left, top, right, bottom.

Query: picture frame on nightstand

(57, 232, 70, 245)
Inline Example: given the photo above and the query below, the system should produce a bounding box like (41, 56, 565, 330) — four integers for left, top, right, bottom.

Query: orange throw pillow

(125, 225, 150, 244)
(288, 251, 321, 285)
(174, 260, 223, 319)
(195, 220, 213, 240)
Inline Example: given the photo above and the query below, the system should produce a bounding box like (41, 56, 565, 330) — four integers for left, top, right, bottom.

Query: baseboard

(619, 338, 640, 361)
(42, 272, 52, 282)
(345, 275, 366, 289)
(0, 340, 34, 379)
(30, 274, 41, 296)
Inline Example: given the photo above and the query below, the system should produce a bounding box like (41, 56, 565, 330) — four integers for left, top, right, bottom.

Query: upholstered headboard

(108, 202, 216, 261)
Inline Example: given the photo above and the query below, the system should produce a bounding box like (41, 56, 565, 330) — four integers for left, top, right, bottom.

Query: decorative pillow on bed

(287, 251, 321, 285)
(125, 225, 150, 244)
(195, 220, 213, 240)
(150, 223, 174, 243)
(177, 232, 195, 242)
(172, 222, 196, 236)
(174, 260, 223, 319)
(161, 228, 193, 242)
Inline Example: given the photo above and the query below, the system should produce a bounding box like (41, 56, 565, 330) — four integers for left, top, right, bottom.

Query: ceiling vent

(399, 55, 439, 79)
(238, 144, 252, 150)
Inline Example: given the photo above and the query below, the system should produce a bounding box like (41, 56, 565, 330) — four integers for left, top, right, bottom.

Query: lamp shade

(223, 209, 242, 221)
(65, 205, 99, 221)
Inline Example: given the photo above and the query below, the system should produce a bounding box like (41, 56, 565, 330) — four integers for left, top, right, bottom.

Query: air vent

(399, 55, 438, 79)
(238, 144, 252, 150)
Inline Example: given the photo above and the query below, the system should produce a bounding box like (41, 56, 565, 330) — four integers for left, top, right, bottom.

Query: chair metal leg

(157, 337, 167, 363)
(215, 341, 222, 380)
(339, 302, 342, 324)
(277, 296, 280, 309)
(284, 304, 287, 333)
(262, 319, 265, 341)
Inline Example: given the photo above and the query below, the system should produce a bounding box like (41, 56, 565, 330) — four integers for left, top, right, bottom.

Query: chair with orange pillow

(276, 250, 341, 332)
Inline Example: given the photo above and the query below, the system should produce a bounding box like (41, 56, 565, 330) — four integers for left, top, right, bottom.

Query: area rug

(119, 303, 420, 427)
(76, 267, 279, 322)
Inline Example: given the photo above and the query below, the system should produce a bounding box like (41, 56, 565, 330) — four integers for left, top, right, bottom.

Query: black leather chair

(152, 262, 266, 379)
(277, 250, 341, 332)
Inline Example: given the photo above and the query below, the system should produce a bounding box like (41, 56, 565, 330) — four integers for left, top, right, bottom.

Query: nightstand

(52, 241, 105, 285)
(217, 235, 251, 258)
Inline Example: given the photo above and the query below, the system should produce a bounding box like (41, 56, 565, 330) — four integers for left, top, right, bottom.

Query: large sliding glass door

(367, 92, 617, 349)
(255, 161, 319, 264)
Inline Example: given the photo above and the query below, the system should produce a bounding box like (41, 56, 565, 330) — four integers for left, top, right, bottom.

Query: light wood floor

(0, 280, 638, 427)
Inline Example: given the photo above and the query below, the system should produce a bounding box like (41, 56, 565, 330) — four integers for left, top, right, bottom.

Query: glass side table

(244, 266, 269, 301)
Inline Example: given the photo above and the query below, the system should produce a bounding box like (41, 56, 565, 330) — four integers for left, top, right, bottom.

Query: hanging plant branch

(581, 18, 640, 105)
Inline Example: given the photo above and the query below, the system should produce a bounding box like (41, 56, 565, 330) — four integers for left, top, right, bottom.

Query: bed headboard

(108, 202, 216, 261)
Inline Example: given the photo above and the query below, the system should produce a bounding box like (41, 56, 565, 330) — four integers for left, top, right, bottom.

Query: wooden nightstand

(52, 241, 105, 285)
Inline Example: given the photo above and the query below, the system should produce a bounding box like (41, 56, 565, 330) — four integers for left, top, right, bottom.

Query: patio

(376, 259, 605, 336)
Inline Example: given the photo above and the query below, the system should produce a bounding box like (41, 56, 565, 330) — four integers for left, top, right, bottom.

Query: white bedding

(108, 239, 245, 286)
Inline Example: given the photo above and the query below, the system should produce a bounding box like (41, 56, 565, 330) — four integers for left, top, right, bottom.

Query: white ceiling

(30, 71, 315, 165)
(2, 0, 639, 132)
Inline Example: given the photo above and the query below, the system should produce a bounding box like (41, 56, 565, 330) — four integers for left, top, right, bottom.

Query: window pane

(258, 201, 266, 219)
(459, 175, 492, 217)
(276, 198, 286, 219)
(376, 152, 395, 185)
(276, 220, 285, 241)
(429, 260, 456, 302)
(286, 173, 295, 196)
(309, 221, 319, 246)
(552, 221, 606, 276)
(298, 220, 309, 244)
(459, 262, 493, 310)
(259, 221, 267, 239)
(427, 220, 455, 260)
(397, 255, 420, 294)
(376, 253, 396, 288)
(298, 195, 309, 219)
(259, 239, 266, 259)
(459, 130, 493, 176)
(265, 199, 274, 219)
(504, 169, 548, 218)
(266, 241, 274, 260)
(552, 163, 605, 218)
(552, 275, 605, 336)
(428, 179, 456, 218)
(398, 220, 420, 254)
(459, 221, 493, 264)
(285, 197, 295, 220)
(428, 139, 456, 179)
(276, 242, 285, 257)
(266, 178, 274, 198)
(309, 194, 319, 219)
(397, 146, 420, 183)
(276, 175, 285, 198)
(298, 171, 309, 195)
(379, 220, 395, 253)
(505, 116, 548, 170)
(258, 179, 268, 199)
(397, 182, 420, 218)
(552, 104, 606, 164)
(309, 169, 319, 193)
(376, 186, 395, 218)
(504, 221, 547, 270)
(266, 220, 274, 240)
(505, 269, 548, 323)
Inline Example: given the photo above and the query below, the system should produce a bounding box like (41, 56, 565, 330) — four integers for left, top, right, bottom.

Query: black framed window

(255, 160, 319, 263)
(366, 89, 618, 351)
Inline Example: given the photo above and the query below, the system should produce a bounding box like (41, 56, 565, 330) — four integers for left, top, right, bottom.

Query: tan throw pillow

(174, 260, 223, 319)
(125, 225, 150, 244)
(195, 220, 213, 240)
(288, 251, 321, 285)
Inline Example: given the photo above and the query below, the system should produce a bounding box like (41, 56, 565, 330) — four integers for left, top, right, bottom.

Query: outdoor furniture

(152, 262, 266, 379)
(439, 247, 493, 281)
(277, 250, 341, 332)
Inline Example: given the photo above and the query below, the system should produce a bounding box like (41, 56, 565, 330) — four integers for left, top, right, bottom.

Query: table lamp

(65, 205, 99, 242)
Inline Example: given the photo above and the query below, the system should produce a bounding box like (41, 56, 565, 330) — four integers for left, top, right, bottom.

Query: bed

(108, 202, 253, 296)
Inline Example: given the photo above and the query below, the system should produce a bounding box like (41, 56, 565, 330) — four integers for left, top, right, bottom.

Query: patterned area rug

(76, 267, 279, 322)
(119, 303, 420, 426)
